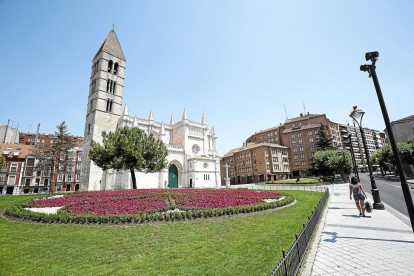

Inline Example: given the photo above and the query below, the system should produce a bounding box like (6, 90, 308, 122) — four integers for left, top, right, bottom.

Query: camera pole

(363, 53, 414, 232)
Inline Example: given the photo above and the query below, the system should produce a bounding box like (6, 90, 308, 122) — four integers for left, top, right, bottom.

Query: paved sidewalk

(309, 183, 414, 276)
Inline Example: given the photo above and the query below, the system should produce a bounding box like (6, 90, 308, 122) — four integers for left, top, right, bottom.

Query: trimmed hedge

(5, 192, 294, 224)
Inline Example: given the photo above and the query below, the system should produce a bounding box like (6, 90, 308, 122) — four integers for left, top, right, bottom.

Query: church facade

(80, 30, 221, 191)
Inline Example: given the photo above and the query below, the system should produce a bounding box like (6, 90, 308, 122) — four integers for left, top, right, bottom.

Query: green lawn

(0, 191, 324, 276)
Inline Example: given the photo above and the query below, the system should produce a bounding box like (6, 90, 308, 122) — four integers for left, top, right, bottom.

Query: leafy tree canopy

(0, 156, 5, 169)
(315, 123, 334, 151)
(371, 142, 414, 167)
(89, 127, 169, 189)
(309, 149, 353, 178)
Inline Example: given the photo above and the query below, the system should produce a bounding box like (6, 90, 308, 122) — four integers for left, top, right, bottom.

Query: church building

(80, 30, 221, 191)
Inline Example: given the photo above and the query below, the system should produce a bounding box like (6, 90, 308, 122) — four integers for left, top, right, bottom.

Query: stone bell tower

(80, 30, 126, 191)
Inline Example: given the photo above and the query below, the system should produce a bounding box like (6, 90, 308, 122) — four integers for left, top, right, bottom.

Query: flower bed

(6, 189, 294, 224)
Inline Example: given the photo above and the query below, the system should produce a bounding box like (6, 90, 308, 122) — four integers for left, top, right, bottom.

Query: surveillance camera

(360, 65, 371, 72)
(365, 51, 379, 61)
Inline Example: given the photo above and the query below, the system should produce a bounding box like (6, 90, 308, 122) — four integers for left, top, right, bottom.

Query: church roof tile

(94, 30, 126, 61)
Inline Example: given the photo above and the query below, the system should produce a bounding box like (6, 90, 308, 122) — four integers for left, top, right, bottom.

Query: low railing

(270, 188, 330, 276)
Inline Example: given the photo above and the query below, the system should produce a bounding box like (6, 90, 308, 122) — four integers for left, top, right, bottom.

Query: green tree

(315, 123, 334, 151)
(371, 142, 414, 176)
(30, 121, 75, 193)
(89, 126, 169, 189)
(0, 156, 5, 170)
(309, 149, 353, 180)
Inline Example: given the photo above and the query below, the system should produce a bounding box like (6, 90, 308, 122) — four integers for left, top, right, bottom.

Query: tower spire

(122, 103, 129, 116)
(170, 115, 174, 125)
(182, 108, 187, 121)
(94, 29, 126, 61)
(201, 110, 208, 125)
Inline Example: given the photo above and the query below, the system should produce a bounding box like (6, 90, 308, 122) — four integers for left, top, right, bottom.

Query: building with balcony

(220, 142, 291, 185)
(0, 143, 34, 195)
(244, 113, 343, 177)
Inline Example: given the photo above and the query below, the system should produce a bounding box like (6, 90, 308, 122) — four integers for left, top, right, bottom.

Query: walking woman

(349, 176, 367, 217)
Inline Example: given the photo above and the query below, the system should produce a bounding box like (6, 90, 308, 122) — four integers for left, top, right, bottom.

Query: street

(358, 173, 414, 217)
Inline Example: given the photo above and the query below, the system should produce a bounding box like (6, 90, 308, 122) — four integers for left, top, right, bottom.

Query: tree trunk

(130, 169, 137, 189)
(380, 166, 384, 176)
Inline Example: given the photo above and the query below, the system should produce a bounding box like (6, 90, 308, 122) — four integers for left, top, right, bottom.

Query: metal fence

(270, 188, 330, 276)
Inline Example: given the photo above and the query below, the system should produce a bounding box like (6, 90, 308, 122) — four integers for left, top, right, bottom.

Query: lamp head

(349, 106, 365, 126)
(365, 51, 379, 61)
(360, 64, 371, 72)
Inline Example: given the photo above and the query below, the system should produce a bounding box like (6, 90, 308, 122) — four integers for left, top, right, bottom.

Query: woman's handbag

(365, 196, 373, 213)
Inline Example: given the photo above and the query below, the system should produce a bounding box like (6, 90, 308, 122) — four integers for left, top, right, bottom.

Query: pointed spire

(201, 110, 208, 125)
(160, 121, 165, 135)
(122, 103, 129, 116)
(94, 30, 126, 61)
(133, 116, 139, 128)
(149, 110, 153, 121)
(182, 108, 187, 121)
(170, 115, 174, 125)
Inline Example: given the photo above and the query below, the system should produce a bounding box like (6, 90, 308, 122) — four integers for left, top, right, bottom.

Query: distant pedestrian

(349, 176, 367, 217)
(296, 177, 300, 183)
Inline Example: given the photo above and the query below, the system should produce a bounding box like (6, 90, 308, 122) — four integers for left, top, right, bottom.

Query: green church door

(168, 164, 178, 188)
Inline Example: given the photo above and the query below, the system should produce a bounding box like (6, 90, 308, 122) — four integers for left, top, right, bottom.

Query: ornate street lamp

(360, 51, 414, 231)
(350, 106, 384, 210)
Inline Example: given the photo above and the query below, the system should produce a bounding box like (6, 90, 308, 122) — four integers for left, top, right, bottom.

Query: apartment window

(266, 164, 270, 170)
(297, 132, 302, 138)
(282, 150, 288, 155)
(272, 157, 278, 162)
(310, 145, 315, 150)
(298, 140, 303, 145)
(252, 151, 256, 157)
(58, 174, 63, 181)
(282, 157, 288, 162)
(295, 162, 299, 166)
(7, 175, 16, 185)
(271, 150, 276, 155)
(35, 178, 40, 185)
(293, 148, 298, 153)
(300, 154, 305, 159)
(298, 122, 302, 126)
(301, 161, 306, 166)
(275, 137, 279, 141)
(44, 179, 49, 186)
(308, 131, 313, 136)
(292, 123, 296, 127)
(273, 164, 279, 170)
(265, 157, 269, 161)
(274, 131, 278, 135)
(66, 174, 73, 181)
(294, 155, 298, 160)
(291, 134, 296, 139)
(25, 179, 31, 186)
(10, 163, 18, 172)
(315, 130, 319, 134)
(284, 165, 289, 170)
(309, 138, 314, 143)
(292, 141, 296, 146)
(299, 147, 304, 152)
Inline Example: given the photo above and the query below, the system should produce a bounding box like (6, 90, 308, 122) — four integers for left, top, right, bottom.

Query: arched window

(106, 99, 113, 113)
(113, 82, 116, 94)
(90, 99, 94, 113)
(108, 60, 113, 72)
(114, 63, 118, 75)
(106, 80, 110, 92)
(88, 124, 91, 135)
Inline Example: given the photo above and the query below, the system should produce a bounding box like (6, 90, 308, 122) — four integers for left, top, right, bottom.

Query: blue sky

(1, 1, 413, 154)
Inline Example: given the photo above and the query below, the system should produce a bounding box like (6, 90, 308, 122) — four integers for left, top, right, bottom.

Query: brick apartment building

(19, 132, 84, 147)
(1, 143, 82, 195)
(220, 142, 290, 185)
(0, 143, 35, 195)
(239, 113, 343, 178)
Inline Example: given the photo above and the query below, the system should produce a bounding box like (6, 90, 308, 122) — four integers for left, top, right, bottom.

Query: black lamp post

(360, 51, 414, 231)
(346, 134, 359, 179)
(350, 106, 385, 210)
